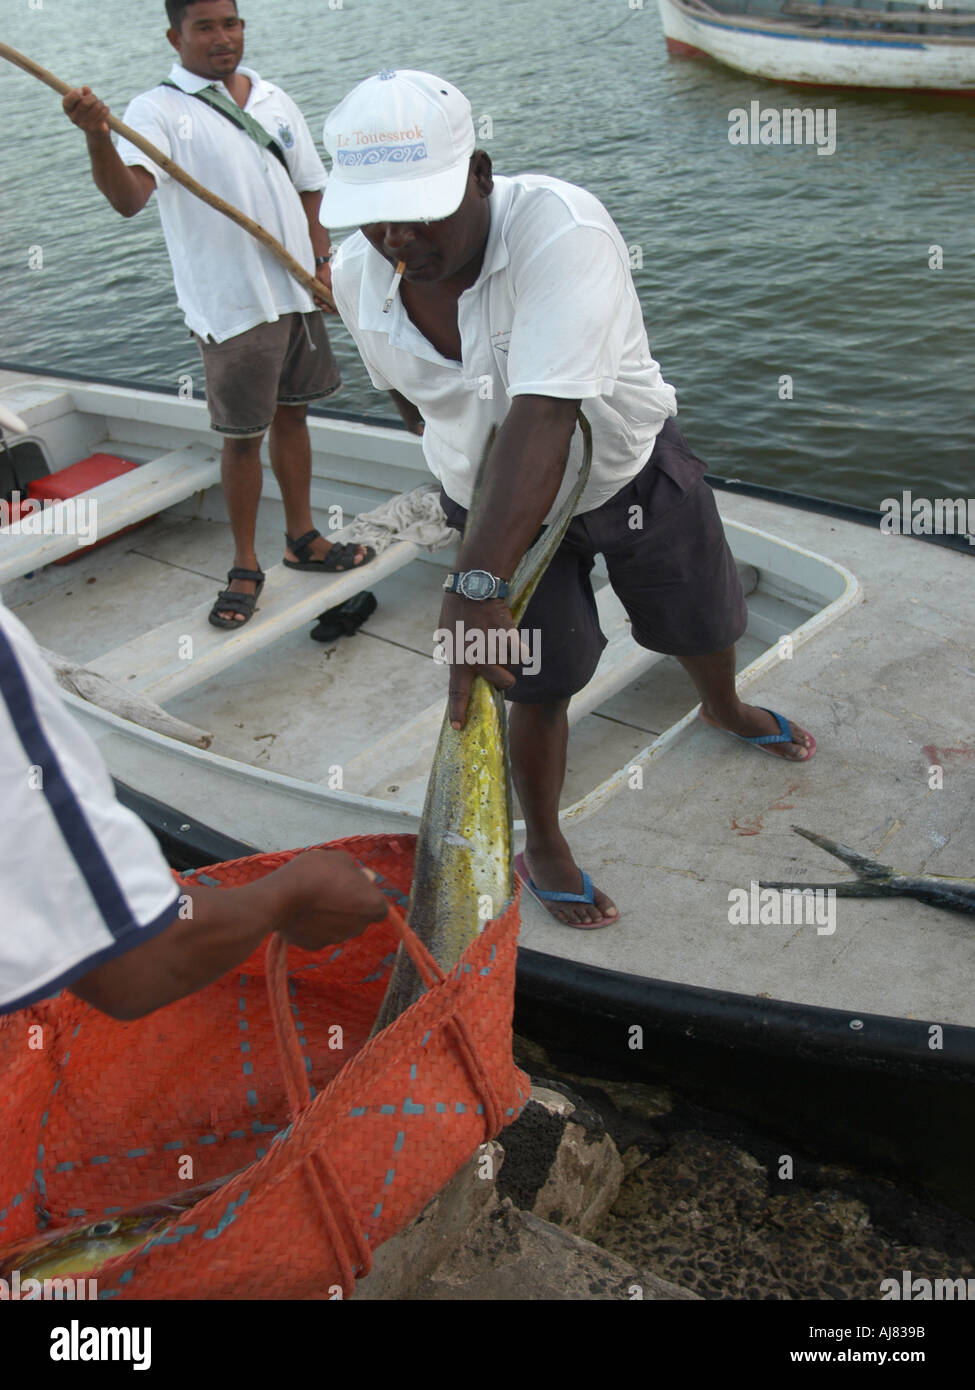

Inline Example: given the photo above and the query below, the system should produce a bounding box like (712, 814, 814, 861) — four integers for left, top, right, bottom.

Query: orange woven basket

(0, 833, 528, 1299)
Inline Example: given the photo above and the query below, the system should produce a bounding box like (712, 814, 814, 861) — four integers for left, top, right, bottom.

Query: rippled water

(1, 0, 972, 507)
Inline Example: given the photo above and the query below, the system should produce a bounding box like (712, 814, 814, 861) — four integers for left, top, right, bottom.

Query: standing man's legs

(508, 645, 814, 928)
(269, 402, 369, 569)
(270, 402, 315, 560)
(216, 432, 265, 621)
(202, 313, 370, 623)
(677, 648, 814, 755)
(507, 428, 813, 925)
(510, 699, 619, 927)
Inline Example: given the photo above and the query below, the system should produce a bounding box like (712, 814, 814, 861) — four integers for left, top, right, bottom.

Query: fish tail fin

(791, 826, 893, 880)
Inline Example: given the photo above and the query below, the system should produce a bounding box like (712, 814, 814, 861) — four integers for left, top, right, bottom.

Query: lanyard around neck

(160, 78, 291, 177)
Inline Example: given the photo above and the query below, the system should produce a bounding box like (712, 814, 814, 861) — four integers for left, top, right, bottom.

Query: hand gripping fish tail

(371, 410, 593, 1034)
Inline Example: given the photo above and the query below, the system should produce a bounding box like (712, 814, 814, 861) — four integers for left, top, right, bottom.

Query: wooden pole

(0, 40, 335, 310)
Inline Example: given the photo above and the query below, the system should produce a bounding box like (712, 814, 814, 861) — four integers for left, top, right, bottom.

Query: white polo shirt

(117, 63, 328, 343)
(331, 174, 679, 520)
(0, 605, 180, 1017)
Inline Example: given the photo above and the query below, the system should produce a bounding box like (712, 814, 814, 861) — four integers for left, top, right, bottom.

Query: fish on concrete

(761, 825, 975, 915)
(0, 1173, 234, 1281)
(372, 412, 593, 1032)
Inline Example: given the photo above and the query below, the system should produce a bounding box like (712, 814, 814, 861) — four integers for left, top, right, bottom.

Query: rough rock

(497, 1084, 625, 1239)
(353, 1141, 503, 1300)
(417, 1197, 700, 1301)
(352, 1103, 697, 1301)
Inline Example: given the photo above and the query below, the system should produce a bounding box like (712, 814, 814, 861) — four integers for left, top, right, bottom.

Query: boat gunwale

(2, 361, 972, 554)
(115, 780, 975, 1081)
(516, 943, 975, 1081)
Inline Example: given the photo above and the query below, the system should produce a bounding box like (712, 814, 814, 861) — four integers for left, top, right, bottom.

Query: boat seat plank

(343, 585, 665, 799)
(89, 540, 420, 703)
(0, 444, 220, 586)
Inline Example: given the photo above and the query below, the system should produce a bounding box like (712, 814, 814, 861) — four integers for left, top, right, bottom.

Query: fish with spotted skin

(0, 1173, 235, 1280)
(371, 412, 593, 1032)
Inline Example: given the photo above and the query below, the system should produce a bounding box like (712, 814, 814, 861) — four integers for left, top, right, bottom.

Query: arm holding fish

(441, 221, 627, 726)
(441, 393, 580, 728)
(70, 851, 388, 1021)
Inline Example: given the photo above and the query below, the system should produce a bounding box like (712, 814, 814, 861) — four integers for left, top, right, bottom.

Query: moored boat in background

(657, 0, 975, 91)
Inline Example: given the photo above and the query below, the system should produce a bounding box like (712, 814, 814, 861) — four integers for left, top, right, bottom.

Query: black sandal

(208, 567, 265, 629)
(283, 529, 375, 572)
(309, 591, 378, 642)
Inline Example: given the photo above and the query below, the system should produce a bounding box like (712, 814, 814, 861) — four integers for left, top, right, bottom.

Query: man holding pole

(61, 0, 373, 628)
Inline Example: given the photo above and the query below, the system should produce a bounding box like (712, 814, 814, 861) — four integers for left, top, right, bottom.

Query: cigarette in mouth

(382, 260, 406, 314)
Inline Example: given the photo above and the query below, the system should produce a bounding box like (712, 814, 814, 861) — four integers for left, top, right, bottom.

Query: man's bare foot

(699, 704, 816, 762)
(283, 534, 371, 568)
(516, 847, 619, 929)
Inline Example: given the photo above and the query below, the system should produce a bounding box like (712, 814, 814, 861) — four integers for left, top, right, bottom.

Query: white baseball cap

(321, 69, 475, 227)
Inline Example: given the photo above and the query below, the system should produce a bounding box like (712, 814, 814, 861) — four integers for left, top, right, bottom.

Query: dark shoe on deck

(283, 529, 375, 572)
(309, 591, 378, 642)
(208, 567, 265, 629)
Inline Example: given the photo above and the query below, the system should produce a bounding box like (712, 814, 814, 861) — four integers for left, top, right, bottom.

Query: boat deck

(2, 369, 973, 1033)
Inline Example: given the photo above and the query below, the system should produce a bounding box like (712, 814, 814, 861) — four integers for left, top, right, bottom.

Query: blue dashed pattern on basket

(370, 871, 410, 912)
(238, 973, 254, 1086)
(0, 1190, 26, 1237)
(287, 975, 316, 1099)
(2, 840, 525, 1298)
(32, 1021, 85, 1231)
(360, 951, 397, 984)
(346, 983, 497, 1237)
(97, 1190, 251, 1298)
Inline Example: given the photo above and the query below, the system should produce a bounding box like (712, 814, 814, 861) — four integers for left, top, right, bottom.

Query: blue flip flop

(703, 707, 817, 761)
(514, 852, 619, 930)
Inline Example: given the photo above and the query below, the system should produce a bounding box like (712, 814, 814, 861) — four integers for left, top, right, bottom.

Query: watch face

(460, 570, 495, 600)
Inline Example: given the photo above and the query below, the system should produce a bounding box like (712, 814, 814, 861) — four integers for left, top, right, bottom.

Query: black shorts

(439, 418, 748, 704)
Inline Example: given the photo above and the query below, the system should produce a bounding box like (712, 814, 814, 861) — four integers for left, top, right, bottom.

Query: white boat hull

(657, 0, 975, 91)
(3, 367, 975, 1043)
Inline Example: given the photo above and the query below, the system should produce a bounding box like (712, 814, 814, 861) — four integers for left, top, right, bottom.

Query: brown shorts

(440, 418, 748, 704)
(193, 311, 341, 437)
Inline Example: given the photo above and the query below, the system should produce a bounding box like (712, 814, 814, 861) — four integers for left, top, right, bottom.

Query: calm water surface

(1, 0, 972, 507)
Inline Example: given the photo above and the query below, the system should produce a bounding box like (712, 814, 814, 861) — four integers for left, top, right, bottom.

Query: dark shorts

(193, 311, 341, 437)
(440, 418, 748, 704)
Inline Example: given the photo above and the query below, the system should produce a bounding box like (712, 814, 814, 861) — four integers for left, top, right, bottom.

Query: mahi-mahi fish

(0, 1172, 237, 1281)
(761, 825, 975, 915)
(371, 411, 593, 1032)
